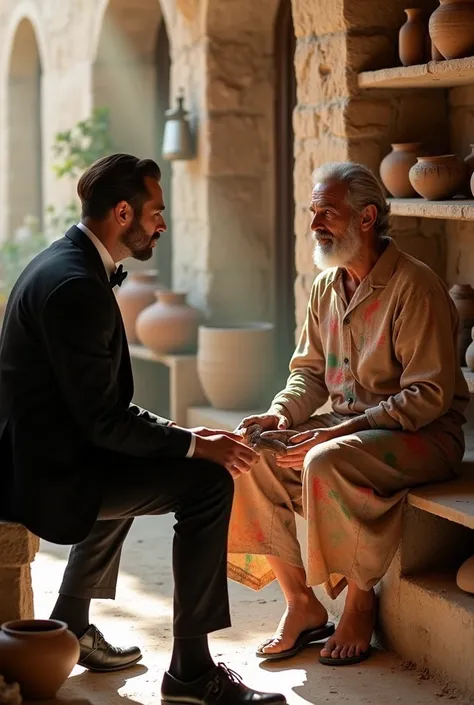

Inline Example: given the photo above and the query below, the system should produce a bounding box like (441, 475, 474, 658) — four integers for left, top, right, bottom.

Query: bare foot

(258, 592, 328, 655)
(320, 586, 376, 661)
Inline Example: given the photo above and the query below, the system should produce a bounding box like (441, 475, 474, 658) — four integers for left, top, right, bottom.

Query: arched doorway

(274, 0, 297, 379)
(92, 0, 172, 285)
(7, 18, 43, 235)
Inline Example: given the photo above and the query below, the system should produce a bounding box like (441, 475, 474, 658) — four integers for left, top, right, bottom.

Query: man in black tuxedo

(0, 154, 285, 705)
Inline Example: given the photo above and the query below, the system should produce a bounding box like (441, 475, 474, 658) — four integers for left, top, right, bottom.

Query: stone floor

(32, 515, 466, 705)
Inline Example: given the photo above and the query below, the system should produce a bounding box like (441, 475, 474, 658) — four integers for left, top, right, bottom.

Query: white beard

(312, 220, 362, 270)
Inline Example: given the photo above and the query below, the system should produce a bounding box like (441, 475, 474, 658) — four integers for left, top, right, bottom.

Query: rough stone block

(205, 115, 272, 176)
(295, 272, 317, 330)
(344, 1, 406, 31)
(348, 138, 383, 174)
(292, 0, 344, 39)
(333, 98, 393, 139)
(0, 565, 35, 623)
(295, 35, 349, 105)
(346, 34, 396, 88)
(295, 226, 316, 276)
(294, 136, 350, 204)
(293, 106, 320, 140)
(0, 522, 39, 566)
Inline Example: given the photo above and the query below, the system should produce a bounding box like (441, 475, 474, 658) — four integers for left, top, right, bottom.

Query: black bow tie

(110, 264, 128, 288)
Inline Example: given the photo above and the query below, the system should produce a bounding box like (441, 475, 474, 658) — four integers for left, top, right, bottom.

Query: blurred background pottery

(116, 270, 167, 344)
(399, 8, 427, 66)
(380, 142, 422, 197)
(136, 291, 200, 355)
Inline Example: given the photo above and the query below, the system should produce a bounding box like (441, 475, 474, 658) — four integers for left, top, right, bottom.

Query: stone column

(0, 523, 40, 623)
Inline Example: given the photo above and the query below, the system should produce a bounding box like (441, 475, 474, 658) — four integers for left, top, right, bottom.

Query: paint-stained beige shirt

(271, 238, 469, 438)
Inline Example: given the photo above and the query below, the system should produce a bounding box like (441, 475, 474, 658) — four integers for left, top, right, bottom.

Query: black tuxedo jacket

(0, 226, 192, 544)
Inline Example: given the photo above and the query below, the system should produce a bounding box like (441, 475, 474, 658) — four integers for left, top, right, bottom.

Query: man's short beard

(312, 217, 362, 270)
(121, 213, 154, 261)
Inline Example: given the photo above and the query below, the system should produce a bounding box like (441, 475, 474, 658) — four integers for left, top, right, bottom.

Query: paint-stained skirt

(227, 412, 462, 599)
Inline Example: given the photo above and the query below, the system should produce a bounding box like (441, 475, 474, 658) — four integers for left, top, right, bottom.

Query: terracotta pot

(471, 170, 474, 197)
(431, 38, 445, 60)
(0, 619, 79, 700)
(197, 323, 275, 410)
(429, 0, 474, 60)
(456, 555, 474, 593)
(449, 284, 474, 364)
(399, 9, 427, 66)
(409, 154, 467, 200)
(464, 144, 474, 177)
(465, 327, 474, 369)
(380, 143, 422, 198)
(116, 270, 167, 344)
(136, 291, 200, 355)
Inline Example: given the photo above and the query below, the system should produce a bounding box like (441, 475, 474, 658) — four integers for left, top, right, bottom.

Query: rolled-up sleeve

(270, 281, 329, 427)
(365, 291, 457, 432)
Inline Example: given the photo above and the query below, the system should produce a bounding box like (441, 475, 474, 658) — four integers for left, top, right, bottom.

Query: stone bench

(0, 522, 39, 623)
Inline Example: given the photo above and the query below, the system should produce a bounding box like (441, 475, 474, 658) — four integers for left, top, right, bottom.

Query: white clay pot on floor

(456, 555, 474, 593)
(197, 323, 275, 410)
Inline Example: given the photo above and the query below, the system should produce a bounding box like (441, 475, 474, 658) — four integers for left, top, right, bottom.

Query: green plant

(0, 107, 115, 301)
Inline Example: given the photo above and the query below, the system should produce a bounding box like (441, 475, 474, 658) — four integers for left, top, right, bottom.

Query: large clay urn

(429, 0, 474, 60)
(197, 323, 275, 410)
(0, 619, 79, 700)
(449, 284, 474, 364)
(136, 291, 200, 355)
(399, 9, 427, 66)
(116, 269, 167, 344)
(409, 154, 467, 200)
(380, 143, 422, 198)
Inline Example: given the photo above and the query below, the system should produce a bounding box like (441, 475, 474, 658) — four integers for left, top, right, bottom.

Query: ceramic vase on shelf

(449, 284, 474, 365)
(471, 171, 474, 198)
(429, 0, 474, 60)
(0, 619, 79, 700)
(197, 323, 275, 410)
(464, 144, 474, 179)
(456, 555, 474, 593)
(465, 326, 474, 369)
(116, 269, 167, 344)
(135, 291, 200, 355)
(380, 143, 422, 198)
(431, 38, 445, 60)
(408, 154, 467, 200)
(399, 9, 427, 66)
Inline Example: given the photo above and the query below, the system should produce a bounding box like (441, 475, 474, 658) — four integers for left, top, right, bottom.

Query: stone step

(408, 474, 474, 530)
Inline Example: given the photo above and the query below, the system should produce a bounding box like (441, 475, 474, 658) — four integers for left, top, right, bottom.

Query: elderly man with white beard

(227, 162, 469, 666)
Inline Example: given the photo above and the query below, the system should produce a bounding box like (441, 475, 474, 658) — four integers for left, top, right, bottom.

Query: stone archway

(92, 0, 172, 281)
(6, 18, 43, 236)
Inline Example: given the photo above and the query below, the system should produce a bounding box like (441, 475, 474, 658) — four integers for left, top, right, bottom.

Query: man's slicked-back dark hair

(77, 153, 161, 220)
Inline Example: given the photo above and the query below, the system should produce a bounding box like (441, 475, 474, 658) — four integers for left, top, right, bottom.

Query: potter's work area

(31, 515, 471, 705)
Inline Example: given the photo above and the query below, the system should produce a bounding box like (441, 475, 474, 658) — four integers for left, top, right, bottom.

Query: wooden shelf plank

(389, 198, 474, 221)
(359, 56, 474, 89)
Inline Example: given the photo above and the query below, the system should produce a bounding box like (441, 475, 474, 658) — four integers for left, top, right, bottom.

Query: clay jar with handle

(0, 619, 79, 700)
(409, 154, 467, 200)
(380, 143, 422, 198)
(116, 269, 167, 344)
(136, 291, 200, 355)
(429, 0, 474, 60)
(197, 323, 275, 410)
(449, 284, 474, 365)
(399, 9, 427, 66)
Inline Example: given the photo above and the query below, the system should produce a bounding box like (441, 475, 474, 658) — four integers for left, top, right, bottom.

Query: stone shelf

(463, 367, 474, 393)
(408, 477, 474, 530)
(389, 198, 474, 221)
(359, 56, 474, 90)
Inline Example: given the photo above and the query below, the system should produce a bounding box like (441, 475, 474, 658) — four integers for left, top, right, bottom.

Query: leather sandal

(256, 622, 335, 661)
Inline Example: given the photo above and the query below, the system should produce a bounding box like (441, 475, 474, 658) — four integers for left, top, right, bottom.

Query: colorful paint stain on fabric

(384, 451, 398, 469)
(358, 486, 373, 497)
(359, 334, 366, 349)
(329, 317, 339, 335)
(327, 352, 338, 367)
(343, 386, 355, 402)
(364, 300, 381, 322)
(330, 531, 345, 548)
(327, 367, 344, 385)
(328, 489, 351, 519)
(244, 553, 253, 571)
(313, 476, 328, 500)
(402, 434, 428, 456)
(250, 519, 265, 543)
(376, 333, 386, 350)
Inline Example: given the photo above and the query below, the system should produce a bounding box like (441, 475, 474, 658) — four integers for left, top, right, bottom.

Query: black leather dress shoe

(161, 663, 286, 704)
(78, 624, 142, 672)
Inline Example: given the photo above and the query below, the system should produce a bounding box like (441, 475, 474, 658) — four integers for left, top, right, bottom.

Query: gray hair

(312, 162, 391, 238)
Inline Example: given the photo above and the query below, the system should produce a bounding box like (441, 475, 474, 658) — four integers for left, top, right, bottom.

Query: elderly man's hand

(275, 427, 338, 468)
(235, 411, 290, 444)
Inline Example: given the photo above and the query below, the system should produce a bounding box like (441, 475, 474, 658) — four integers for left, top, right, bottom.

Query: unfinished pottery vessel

(399, 9, 427, 66)
(409, 154, 466, 200)
(0, 619, 79, 700)
(136, 291, 200, 355)
(456, 555, 474, 593)
(380, 143, 422, 198)
(197, 323, 275, 410)
(116, 270, 167, 344)
(449, 284, 474, 364)
(429, 0, 474, 60)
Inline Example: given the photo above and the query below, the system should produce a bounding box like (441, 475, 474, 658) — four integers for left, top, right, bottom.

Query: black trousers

(58, 455, 234, 638)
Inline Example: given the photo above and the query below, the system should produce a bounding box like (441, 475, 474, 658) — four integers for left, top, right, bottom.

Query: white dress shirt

(76, 222, 196, 458)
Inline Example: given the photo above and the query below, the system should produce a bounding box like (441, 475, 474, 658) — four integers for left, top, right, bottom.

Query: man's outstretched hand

(193, 432, 259, 479)
(235, 412, 289, 443)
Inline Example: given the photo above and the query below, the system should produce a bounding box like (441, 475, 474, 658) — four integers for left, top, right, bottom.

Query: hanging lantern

(162, 90, 194, 161)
